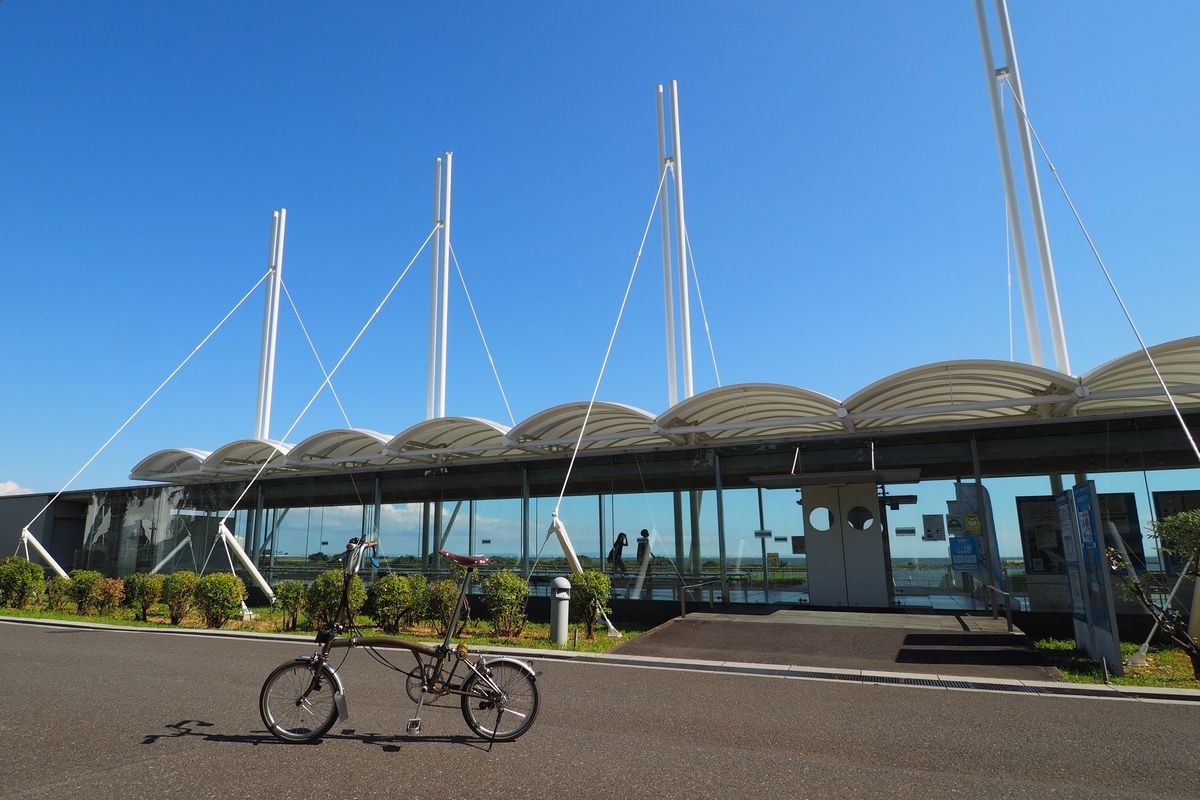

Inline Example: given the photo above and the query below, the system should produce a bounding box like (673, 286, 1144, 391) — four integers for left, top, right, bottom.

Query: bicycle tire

(460, 659, 539, 742)
(260, 658, 341, 743)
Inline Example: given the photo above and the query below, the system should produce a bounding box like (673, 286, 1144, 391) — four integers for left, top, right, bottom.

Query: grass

(0, 603, 637, 653)
(1036, 638, 1200, 690)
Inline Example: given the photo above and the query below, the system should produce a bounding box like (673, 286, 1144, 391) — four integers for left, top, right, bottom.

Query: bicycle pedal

(406, 718, 422, 735)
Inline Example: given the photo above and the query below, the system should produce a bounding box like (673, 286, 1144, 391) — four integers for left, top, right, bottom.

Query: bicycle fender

(296, 655, 350, 721)
(481, 655, 538, 680)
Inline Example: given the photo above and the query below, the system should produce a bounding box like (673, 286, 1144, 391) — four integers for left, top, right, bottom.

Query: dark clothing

(610, 532, 629, 573)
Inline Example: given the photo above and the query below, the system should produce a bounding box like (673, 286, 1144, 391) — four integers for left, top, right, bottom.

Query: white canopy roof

(284, 429, 393, 469)
(130, 336, 1200, 482)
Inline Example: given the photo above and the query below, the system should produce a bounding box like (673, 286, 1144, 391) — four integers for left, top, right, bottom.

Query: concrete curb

(6, 614, 1200, 704)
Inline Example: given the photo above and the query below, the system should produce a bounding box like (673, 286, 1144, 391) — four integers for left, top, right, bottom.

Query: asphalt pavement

(3, 620, 1200, 799)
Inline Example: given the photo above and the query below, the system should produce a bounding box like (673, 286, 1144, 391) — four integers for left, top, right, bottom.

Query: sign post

(755, 530, 772, 602)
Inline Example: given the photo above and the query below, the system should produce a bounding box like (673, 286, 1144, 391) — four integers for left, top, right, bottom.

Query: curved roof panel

(1077, 336, 1200, 415)
(129, 448, 210, 482)
(505, 402, 663, 453)
(842, 360, 1079, 430)
(284, 429, 392, 468)
(384, 417, 516, 462)
(201, 439, 293, 475)
(653, 383, 843, 443)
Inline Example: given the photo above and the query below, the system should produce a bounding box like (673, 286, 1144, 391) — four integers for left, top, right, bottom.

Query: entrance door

(803, 483, 888, 608)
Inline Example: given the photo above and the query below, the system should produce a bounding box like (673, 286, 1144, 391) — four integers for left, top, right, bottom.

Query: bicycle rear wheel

(460, 659, 539, 742)
(260, 659, 341, 743)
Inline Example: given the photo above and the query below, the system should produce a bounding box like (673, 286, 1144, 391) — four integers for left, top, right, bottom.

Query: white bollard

(550, 577, 571, 645)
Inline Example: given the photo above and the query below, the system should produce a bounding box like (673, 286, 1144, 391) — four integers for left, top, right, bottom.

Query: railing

(679, 579, 721, 618)
(981, 583, 1014, 632)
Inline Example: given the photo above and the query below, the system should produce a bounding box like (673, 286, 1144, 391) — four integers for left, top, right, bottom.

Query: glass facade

(56, 453, 1200, 618)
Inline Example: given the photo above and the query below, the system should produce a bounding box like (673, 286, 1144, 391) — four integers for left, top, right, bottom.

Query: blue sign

(949, 537, 980, 572)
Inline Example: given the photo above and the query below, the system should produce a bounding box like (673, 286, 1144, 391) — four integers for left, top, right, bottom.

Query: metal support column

(973, 0, 1043, 367)
(657, 84, 678, 407)
(994, 0, 1071, 374)
(427, 157, 443, 420)
(669, 80, 694, 399)
(255, 209, 286, 440)
(714, 454, 728, 603)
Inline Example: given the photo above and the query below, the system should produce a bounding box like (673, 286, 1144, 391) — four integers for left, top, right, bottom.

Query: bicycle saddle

(438, 550, 489, 567)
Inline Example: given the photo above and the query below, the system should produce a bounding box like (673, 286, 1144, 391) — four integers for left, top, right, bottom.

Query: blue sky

(2, 2, 1198, 495)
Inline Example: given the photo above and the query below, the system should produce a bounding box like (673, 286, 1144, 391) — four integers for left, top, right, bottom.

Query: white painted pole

(973, 0, 1044, 368)
(669, 81, 694, 399)
(221, 527, 275, 602)
(657, 85, 679, 408)
(261, 208, 285, 440)
(437, 152, 453, 418)
(20, 528, 68, 579)
(254, 211, 281, 438)
(994, 0, 1071, 375)
(427, 157, 443, 420)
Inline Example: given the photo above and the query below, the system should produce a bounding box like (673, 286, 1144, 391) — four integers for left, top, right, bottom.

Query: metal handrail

(980, 583, 1014, 632)
(679, 579, 721, 618)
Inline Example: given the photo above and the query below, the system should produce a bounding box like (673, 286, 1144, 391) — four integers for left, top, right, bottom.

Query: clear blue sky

(2, 2, 1198, 495)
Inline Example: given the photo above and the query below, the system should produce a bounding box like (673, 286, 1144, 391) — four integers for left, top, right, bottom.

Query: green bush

(570, 569, 612, 639)
(123, 573, 165, 621)
(426, 578, 461, 636)
(67, 570, 104, 615)
(406, 574, 429, 627)
(45, 575, 70, 611)
(161, 570, 200, 624)
(273, 580, 305, 631)
(0, 557, 46, 609)
(481, 570, 529, 637)
(95, 578, 125, 616)
(194, 572, 247, 629)
(366, 574, 414, 634)
(305, 570, 365, 630)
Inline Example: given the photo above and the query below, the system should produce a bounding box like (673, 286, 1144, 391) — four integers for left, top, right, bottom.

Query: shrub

(366, 574, 414, 634)
(570, 569, 612, 639)
(123, 573, 165, 622)
(0, 557, 46, 609)
(161, 570, 200, 625)
(405, 574, 429, 628)
(45, 575, 70, 611)
(426, 579, 461, 636)
(273, 580, 305, 631)
(194, 572, 247, 629)
(481, 570, 529, 637)
(67, 570, 104, 615)
(95, 578, 125, 616)
(305, 570, 365, 630)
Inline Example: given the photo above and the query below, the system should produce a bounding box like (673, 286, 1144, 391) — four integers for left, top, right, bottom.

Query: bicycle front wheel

(260, 659, 341, 743)
(460, 659, 539, 742)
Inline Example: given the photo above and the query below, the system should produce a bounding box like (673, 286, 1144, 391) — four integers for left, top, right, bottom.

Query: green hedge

(481, 570, 529, 637)
(0, 557, 46, 609)
(194, 572, 247, 629)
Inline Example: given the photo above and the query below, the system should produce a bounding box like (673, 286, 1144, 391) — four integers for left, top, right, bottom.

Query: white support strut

(20, 528, 68, 579)
(149, 534, 193, 575)
(220, 524, 276, 602)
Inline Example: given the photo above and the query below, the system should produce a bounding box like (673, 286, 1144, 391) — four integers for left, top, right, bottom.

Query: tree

(273, 580, 305, 631)
(124, 573, 165, 622)
(569, 570, 612, 640)
(161, 570, 200, 625)
(194, 572, 247, 629)
(482, 570, 529, 637)
(1108, 509, 1200, 678)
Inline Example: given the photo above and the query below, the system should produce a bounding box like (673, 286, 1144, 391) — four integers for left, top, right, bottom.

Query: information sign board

(949, 537, 980, 572)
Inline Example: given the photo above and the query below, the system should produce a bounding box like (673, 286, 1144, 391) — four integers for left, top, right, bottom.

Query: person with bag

(607, 531, 629, 574)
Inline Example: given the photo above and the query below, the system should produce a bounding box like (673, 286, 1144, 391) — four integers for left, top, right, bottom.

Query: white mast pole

(254, 209, 285, 439)
(973, 0, 1044, 367)
(994, 0, 1070, 374)
(427, 157, 443, 420)
(669, 81, 694, 399)
(437, 151, 453, 418)
(657, 85, 678, 408)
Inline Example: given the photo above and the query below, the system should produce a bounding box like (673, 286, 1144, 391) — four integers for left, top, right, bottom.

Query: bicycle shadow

(141, 719, 490, 752)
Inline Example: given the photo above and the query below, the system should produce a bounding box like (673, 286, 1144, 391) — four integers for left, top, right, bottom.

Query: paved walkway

(612, 609, 1056, 681)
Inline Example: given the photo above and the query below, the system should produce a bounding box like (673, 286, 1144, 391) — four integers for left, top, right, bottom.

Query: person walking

(609, 531, 629, 574)
(636, 529, 652, 576)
